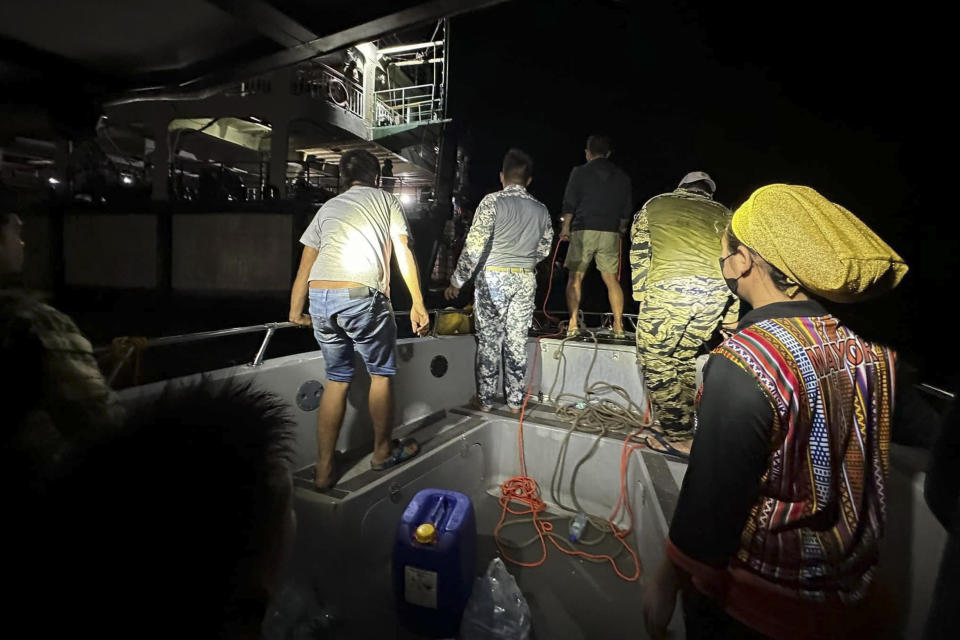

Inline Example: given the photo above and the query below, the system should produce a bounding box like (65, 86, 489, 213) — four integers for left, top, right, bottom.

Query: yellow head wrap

(731, 184, 908, 303)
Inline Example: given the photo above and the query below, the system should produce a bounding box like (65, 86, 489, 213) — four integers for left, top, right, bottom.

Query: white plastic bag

(261, 584, 337, 640)
(459, 558, 531, 640)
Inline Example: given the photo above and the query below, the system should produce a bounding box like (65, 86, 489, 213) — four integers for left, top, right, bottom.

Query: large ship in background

(1, 0, 489, 345)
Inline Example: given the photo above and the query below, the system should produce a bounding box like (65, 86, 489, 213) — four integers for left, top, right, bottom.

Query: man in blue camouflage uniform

(630, 172, 739, 455)
(446, 149, 553, 413)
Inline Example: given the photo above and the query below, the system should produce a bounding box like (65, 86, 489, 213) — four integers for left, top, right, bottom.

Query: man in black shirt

(559, 135, 632, 336)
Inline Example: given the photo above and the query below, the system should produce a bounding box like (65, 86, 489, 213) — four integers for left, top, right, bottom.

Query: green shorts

(564, 230, 621, 273)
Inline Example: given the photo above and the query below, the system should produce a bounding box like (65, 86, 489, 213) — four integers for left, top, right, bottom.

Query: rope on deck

(107, 336, 150, 387)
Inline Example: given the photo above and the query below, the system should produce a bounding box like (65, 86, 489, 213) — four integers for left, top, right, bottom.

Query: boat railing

(917, 384, 956, 400)
(293, 63, 365, 119)
(94, 310, 955, 403)
(97, 321, 300, 385)
(373, 84, 441, 126)
(94, 309, 640, 386)
(223, 64, 366, 120)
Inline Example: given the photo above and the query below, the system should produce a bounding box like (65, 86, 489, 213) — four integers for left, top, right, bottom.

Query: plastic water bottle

(568, 512, 588, 543)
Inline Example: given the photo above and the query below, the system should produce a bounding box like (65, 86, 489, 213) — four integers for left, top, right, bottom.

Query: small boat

(115, 310, 953, 638)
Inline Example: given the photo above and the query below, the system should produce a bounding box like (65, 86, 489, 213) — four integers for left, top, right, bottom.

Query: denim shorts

(308, 286, 397, 382)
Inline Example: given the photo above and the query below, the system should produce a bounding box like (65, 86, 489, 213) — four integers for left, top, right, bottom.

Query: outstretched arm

(394, 234, 430, 336)
(445, 196, 496, 300)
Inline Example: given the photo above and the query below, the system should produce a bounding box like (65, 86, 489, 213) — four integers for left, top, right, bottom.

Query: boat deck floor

(293, 401, 687, 497)
(283, 402, 687, 639)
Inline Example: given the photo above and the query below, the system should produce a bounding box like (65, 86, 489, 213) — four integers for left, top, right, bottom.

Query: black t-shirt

(562, 158, 632, 232)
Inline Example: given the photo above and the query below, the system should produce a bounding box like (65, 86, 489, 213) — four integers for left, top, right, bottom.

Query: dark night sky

(449, 0, 953, 384)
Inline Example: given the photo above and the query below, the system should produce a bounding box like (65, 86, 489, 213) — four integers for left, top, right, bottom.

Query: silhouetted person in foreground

(1, 209, 125, 487)
(6, 378, 297, 639)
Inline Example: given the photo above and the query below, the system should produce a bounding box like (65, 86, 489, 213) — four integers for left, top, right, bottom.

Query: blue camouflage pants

(474, 270, 536, 408)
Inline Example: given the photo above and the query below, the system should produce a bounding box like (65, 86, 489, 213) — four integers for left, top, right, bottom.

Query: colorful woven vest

(710, 314, 896, 602)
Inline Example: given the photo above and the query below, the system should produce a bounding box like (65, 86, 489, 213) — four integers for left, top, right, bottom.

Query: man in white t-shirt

(289, 150, 430, 490)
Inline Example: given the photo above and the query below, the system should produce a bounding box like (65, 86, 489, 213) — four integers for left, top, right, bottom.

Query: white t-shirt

(299, 186, 410, 295)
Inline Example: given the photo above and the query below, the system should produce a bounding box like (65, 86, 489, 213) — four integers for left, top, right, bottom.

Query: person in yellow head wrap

(725, 184, 908, 302)
(643, 184, 908, 640)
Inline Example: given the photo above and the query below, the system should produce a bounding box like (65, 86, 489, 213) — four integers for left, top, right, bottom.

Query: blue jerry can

(393, 489, 477, 637)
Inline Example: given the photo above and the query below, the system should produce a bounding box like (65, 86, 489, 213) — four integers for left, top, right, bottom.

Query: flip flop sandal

(643, 431, 690, 461)
(370, 438, 421, 471)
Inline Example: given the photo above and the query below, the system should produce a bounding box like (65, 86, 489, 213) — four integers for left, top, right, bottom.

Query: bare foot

(508, 407, 522, 415)
(315, 463, 335, 491)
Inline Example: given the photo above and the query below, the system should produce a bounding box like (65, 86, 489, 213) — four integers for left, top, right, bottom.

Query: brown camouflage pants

(636, 276, 734, 439)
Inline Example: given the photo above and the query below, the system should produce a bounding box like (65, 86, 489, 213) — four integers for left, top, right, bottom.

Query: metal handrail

(96, 321, 299, 384)
(374, 83, 437, 105)
(96, 308, 639, 385)
(373, 83, 440, 126)
(536, 310, 640, 321)
(293, 63, 364, 118)
(918, 384, 956, 400)
(94, 322, 293, 355)
(96, 310, 956, 405)
(97, 309, 481, 384)
(95, 309, 629, 355)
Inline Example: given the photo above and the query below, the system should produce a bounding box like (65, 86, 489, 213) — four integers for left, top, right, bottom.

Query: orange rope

(540, 237, 565, 327)
(492, 322, 651, 581)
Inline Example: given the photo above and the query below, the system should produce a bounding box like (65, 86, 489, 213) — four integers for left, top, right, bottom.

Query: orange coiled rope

(493, 239, 651, 581)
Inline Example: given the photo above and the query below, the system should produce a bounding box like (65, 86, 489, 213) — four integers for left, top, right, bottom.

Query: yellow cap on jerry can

(415, 523, 437, 544)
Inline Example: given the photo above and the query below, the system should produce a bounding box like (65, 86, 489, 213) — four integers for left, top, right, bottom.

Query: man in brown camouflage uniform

(630, 172, 739, 455)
